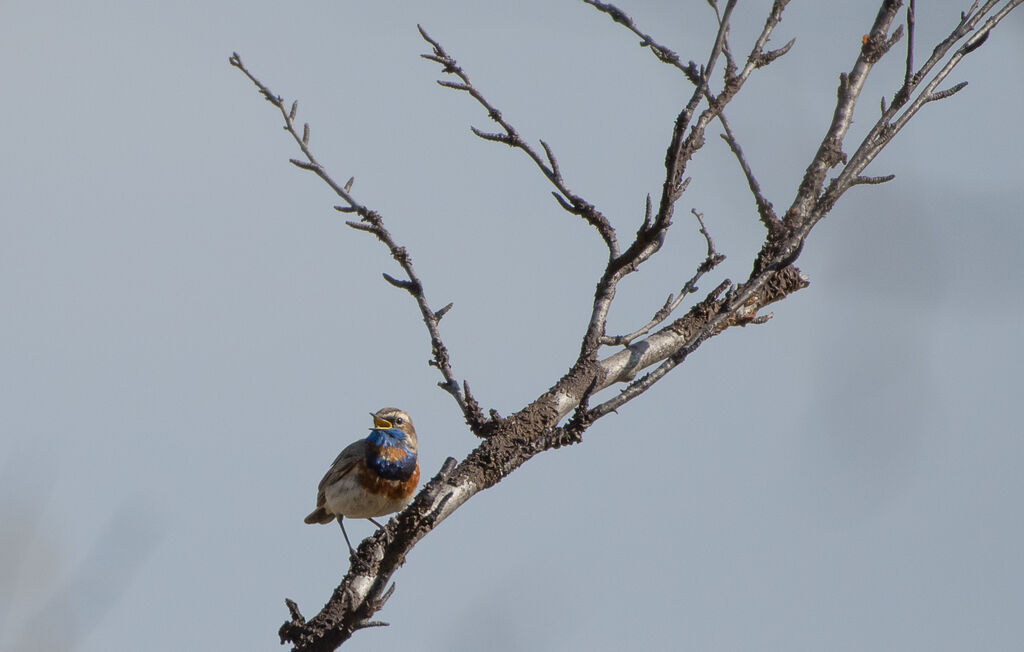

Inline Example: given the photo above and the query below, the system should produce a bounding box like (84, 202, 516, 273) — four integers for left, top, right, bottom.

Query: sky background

(2, 1, 1023, 651)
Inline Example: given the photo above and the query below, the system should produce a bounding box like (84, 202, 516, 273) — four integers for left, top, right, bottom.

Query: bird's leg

(367, 517, 385, 529)
(337, 516, 355, 555)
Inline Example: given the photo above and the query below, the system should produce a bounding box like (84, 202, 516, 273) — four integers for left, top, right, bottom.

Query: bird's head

(370, 407, 418, 453)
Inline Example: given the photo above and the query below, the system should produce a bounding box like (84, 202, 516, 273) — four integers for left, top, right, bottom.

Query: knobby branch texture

(229, 0, 1021, 648)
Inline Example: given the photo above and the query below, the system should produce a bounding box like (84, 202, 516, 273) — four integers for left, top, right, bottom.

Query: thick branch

(276, 262, 809, 651)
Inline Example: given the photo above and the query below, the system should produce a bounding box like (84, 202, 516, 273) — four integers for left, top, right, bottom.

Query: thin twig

(816, 0, 1020, 226)
(589, 280, 732, 419)
(708, 0, 739, 81)
(784, 1, 905, 226)
(717, 112, 778, 231)
(582, 0, 702, 84)
(905, 0, 916, 93)
(851, 174, 896, 186)
(601, 210, 725, 346)
(418, 26, 619, 258)
(228, 52, 488, 435)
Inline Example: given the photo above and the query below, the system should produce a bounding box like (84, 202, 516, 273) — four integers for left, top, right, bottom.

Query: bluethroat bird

(304, 408, 420, 553)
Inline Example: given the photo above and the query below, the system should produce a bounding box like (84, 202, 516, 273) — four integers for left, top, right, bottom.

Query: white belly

(323, 471, 413, 518)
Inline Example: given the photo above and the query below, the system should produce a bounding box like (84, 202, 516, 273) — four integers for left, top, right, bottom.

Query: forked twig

(601, 210, 725, 346)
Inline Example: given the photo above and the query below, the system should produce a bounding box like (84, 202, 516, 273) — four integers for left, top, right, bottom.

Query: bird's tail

(303, 507, 334, 524)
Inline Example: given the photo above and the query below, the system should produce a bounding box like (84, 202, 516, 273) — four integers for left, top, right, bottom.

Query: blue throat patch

(365, 428, 417, 481)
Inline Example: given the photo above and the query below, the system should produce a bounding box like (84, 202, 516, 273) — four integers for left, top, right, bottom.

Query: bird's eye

(394, 417, 404, 425)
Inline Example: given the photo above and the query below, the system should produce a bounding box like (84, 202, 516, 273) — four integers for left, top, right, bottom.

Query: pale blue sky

(2, 1, 1023, 651)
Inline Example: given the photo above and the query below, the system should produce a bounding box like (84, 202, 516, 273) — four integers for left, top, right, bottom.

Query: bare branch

(468, 126, 512, 145)
(382, 273, 416, 291)
(582, 0, 701, 84)
(737, 1, 794, 83)
(703, 0, 738, 83)
(654, 0, 790, 232)
(539, 140, 561, 180)
(277, 255, 810, 648)
(417, 26, 620, 257)
(434, 303, 454, 321)
(814, 0, 1020, 228)
(851, 174, 897, 186)
(601, 210, 725, 346)
(717, 112, 779, 231)
(342, 219, 373, 230)
(925, 81, 969, 103)
(755, 37, 796, 69)
(709, 0, 741, 81)
(782, 0, 904, 233)
(228, 53, 488, 436)
(904, 0, 917, 93)
(578, 0, 792, 364)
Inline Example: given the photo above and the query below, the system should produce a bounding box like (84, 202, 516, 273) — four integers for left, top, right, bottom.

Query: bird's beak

(372, 413, 393, 429)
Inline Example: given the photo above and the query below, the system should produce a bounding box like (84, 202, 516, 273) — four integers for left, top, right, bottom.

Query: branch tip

(377, 583, 397, 606)
(382, 273, 414, 290)
(470, 126, 511, 144)
(757, 37, 795, 67)
(852, 174, 896, 186)
(551, 192, 574, 212)
(434, 302, 454, 321)
(539, 139, 560, 176)
(926, 81, 968, 103)
(284, 598, 305, 624)
(437, 79, 471, 92)
(345, 220, 375, 233)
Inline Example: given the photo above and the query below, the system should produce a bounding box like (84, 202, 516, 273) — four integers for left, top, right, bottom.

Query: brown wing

(303, 440, 366, 524)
